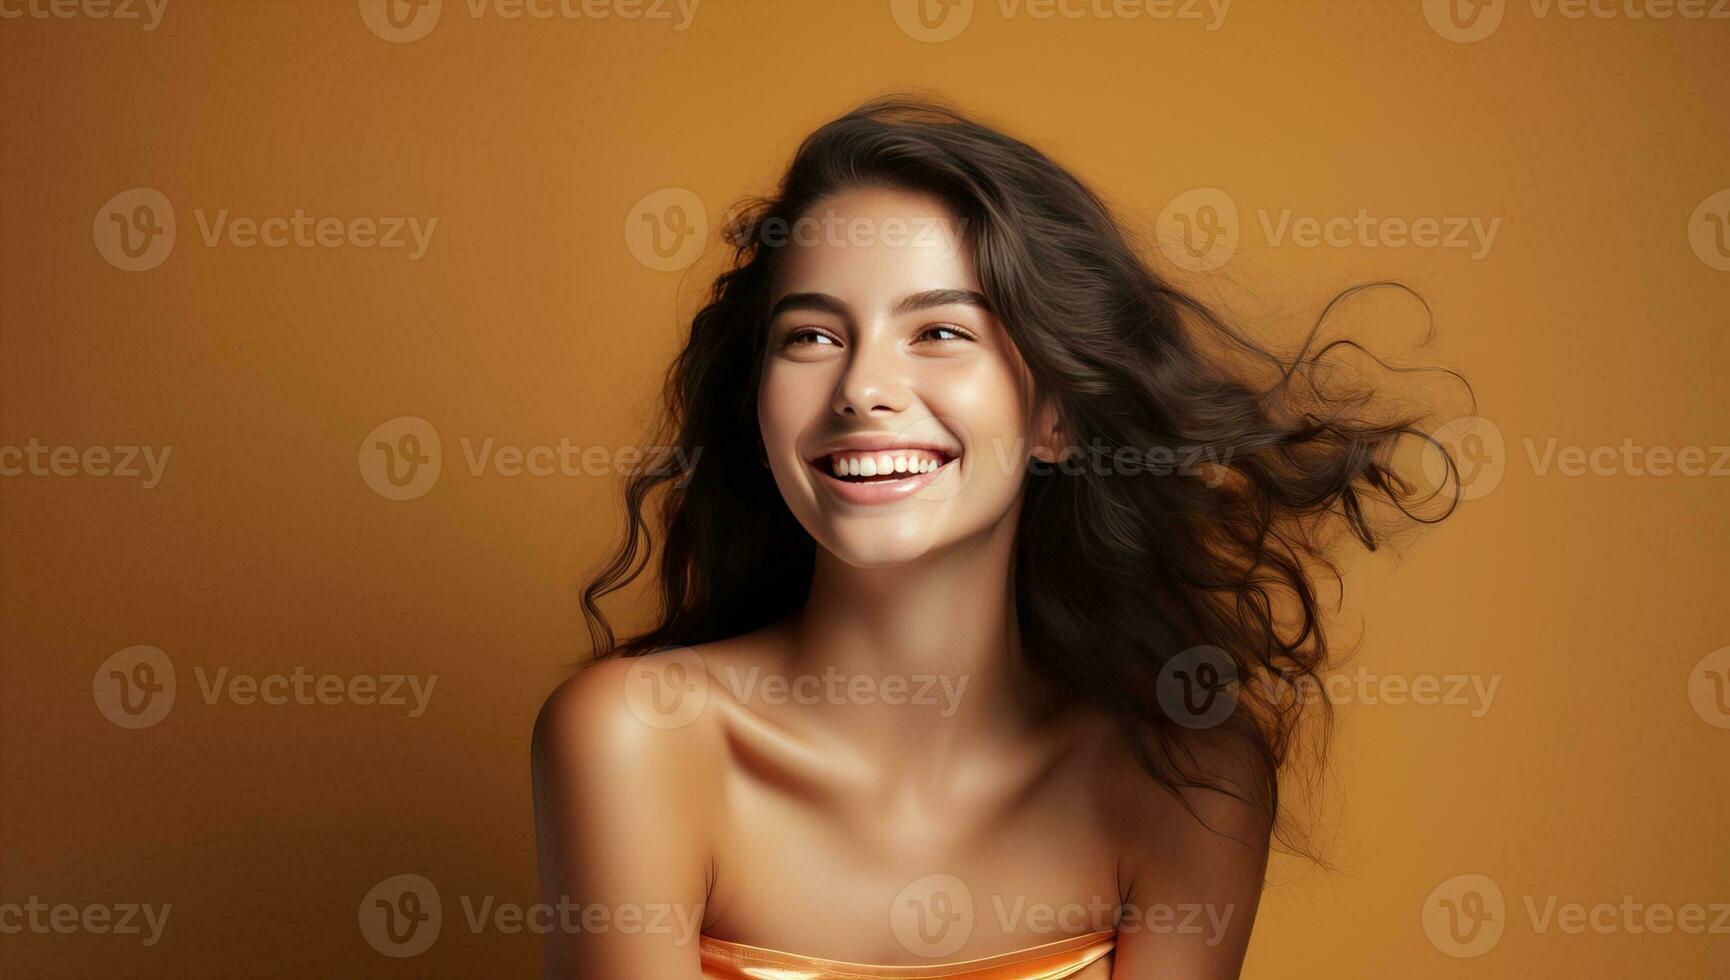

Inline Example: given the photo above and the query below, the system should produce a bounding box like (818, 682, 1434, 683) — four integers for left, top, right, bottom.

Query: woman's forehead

(768, 188, 978, 308)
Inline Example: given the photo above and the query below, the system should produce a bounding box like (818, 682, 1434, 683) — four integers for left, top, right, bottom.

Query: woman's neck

(785, 504, 1063, 766)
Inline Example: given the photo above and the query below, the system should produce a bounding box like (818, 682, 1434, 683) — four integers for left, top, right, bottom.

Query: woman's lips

(807, 453, 958, 504)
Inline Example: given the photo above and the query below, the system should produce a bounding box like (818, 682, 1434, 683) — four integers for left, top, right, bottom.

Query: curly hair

(579, 93, 1467, 860)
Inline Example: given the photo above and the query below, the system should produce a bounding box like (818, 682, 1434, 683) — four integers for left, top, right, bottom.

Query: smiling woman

(531, 94, 1464, 979)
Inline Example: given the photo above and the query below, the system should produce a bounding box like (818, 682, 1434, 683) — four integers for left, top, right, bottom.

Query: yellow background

(2, 0, 1726, 975)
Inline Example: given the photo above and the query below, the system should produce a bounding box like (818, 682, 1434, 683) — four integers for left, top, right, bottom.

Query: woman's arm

(531, 656, 717, 979)
(1108, 744, 1273, 979)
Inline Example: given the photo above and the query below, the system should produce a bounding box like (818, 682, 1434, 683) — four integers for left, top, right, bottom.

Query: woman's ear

(1029, 396, 1066, 463)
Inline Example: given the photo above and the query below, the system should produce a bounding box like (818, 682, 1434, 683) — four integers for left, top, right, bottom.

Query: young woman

(533, 95, 1460, 979)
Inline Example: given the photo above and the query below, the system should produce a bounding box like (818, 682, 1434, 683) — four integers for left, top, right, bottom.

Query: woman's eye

(918, 324, 974, 343)
(783, 328, 839, 348)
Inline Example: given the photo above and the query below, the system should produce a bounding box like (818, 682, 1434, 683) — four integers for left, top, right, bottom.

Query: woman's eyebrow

(891, 288, 990, 316)
(768, 292, 849, 321)
(767, 288, 991, 322)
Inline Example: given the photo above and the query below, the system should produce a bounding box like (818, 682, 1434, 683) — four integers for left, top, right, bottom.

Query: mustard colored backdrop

(2, 0, 1726, 976)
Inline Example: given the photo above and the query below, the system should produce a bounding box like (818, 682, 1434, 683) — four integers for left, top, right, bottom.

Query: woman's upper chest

(696, 698, 1131, 964)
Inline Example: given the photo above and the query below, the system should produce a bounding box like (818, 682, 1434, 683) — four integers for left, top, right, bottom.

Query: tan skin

(533, 187, 1271, 978)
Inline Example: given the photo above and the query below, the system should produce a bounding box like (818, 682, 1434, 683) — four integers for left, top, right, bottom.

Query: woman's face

(757, 185, 1058, 567)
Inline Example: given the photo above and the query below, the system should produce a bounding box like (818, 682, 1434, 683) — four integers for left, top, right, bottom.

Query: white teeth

(823, 449, 952, 479)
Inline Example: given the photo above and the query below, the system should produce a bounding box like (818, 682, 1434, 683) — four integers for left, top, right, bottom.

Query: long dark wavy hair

(580, 93, 1466, 859)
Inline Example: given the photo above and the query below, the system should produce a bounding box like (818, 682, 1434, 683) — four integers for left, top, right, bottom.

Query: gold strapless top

(699, 929, 1115, 979)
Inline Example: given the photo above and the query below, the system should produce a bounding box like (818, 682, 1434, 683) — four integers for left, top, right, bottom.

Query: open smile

(805, 447, 959, 504)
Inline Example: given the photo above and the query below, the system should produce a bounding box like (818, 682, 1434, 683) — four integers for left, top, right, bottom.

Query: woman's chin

(815, 528, 945, 570)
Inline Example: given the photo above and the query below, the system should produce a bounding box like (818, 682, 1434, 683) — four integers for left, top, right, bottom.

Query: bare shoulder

(1075, 718, 1275, 876)
(530, 622, 799, 785)
(1067, 719, 1274, 973)
(530, 633, 790, 976)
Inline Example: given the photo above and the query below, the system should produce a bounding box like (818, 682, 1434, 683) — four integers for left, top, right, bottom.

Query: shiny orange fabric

(699, 929, 1115, 979)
